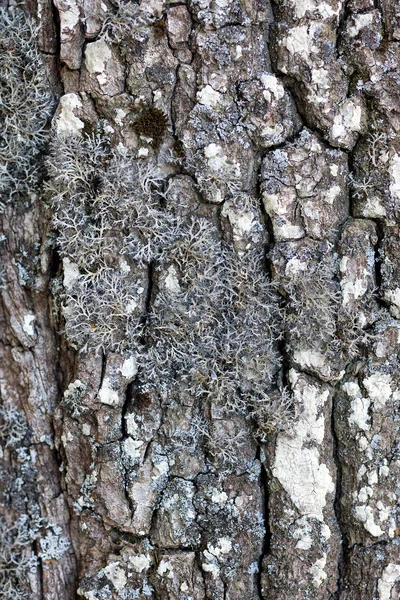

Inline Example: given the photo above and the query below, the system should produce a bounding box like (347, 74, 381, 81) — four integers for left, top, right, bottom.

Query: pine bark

(1, 0, 400, 599)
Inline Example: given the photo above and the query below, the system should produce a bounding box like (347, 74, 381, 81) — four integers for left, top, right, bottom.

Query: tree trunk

(1, 0, 400, 599)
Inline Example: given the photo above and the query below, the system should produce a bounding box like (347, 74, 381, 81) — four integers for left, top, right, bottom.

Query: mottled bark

(1, 0, 400, 599)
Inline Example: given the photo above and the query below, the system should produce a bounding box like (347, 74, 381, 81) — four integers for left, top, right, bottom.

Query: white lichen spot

(102, 562, 127, 592)
(356, 486, 373, 504)
(216, 538, 232, 554)
(312, 67, 330, 88)
(378, 563, 400, 600)
(342, 381, 361, 398)
(388, 518, 397, 539)
(285, 257, 307, 276)
(384, 287, 400, 319)
(197, 85, 221, 108)
(203, 143, 233, 177)
(164, 266, 181, 293)
(341, 275, 368, 305)
(389, 154, 400, 201)
(273, 384, 334, 521)
(248, 562, 259, 575)
(361, 196, 387, 219)
(115, 108, 127, 125)
(348, 12, 374, 37)
(331, 100, 362, 142)
(358, 465, 367, 481)
(202, 538, 231, 580)
(98, 377, 119, 406)
(125, 414, 139, 436)
(119, 258, 130, 274)
(82, 424, 91, 436)
(377, 501, 391, 523)
(261, 73, 285, 103)
(262, 190, 305, 240)
(204, 143, 221, 159)
(330, 165, 339, 176)
(211, 490, 228, 504)
(62, 258, 80, 291)
(324, 185, 341, 204)
(311, 554, 327, 587)
(81, 591, 97, 600)
(129, 554, 151, 573)
(343, 382, 371, 431)
(293, 349, 325, 370)
(367, 469, 378, 486)
(205, 538, 232, 559)
(39, 526, 70, 561)
(282, 24, 317, 61)
(380, 464, 390, 478)
(321, 523, 331, 539)
(290, 0, 338, 18)
(291, 0, 317, 19)
(57, 0, 80, 31)
(293, 516, 313, 550)
(202, 560, 220, 579)
(157, 559, 174, 579)
(85, 38, 111, 86)
(56, 93, 84, 136)
(233, 45, 242, 60)
(23, 314, 36, 337)
(363, 373, 392, 408)
(355, 505, 384, 537)
(152, 458, 169, 479)
(119, 356, 138, 379)
(124, 437, 144, 460)
(221, 199, 255, 247)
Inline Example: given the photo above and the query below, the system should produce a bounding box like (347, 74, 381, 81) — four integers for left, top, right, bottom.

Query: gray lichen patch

(261, 129, 349, 242)
(0, 8, 53, 209)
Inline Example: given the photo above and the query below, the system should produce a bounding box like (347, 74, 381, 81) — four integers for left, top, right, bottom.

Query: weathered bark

(1, 0, 400, 599)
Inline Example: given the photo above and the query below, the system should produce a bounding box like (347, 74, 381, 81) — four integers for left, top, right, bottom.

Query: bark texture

(1, 0, 400, 599)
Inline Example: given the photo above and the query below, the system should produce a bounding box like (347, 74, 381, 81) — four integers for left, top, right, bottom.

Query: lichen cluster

(47, 129, 287, 437)
(0, 8, 53, 209)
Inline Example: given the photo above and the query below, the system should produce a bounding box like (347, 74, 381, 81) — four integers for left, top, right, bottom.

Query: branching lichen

(0, 7, 53, 209)
(0, 518, 37, 600)
(48, 129, 286, 436)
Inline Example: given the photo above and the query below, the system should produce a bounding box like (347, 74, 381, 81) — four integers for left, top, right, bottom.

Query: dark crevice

(34, 537, 45, 599)
(373, 218, 385, 299)
(256, 445, 270, 600)
(98, 350, 107, 392)
(331, 390, 349, 599)
(144, 261, 155, 319)
(335, 0, 351, 55)
(121, 380, 135, 516)
(50, 1, 65, 96)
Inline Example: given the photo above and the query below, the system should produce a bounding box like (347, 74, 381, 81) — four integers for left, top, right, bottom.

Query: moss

(152, 18, 167, 40)
(132, 107, 169, 149)
(173, 139, 186, 160)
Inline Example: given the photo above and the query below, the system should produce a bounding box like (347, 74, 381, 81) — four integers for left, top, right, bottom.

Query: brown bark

(1, 0, 400, 599)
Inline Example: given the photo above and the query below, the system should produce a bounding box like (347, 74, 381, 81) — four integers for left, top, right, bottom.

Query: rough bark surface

(1, 0, 400, 599)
